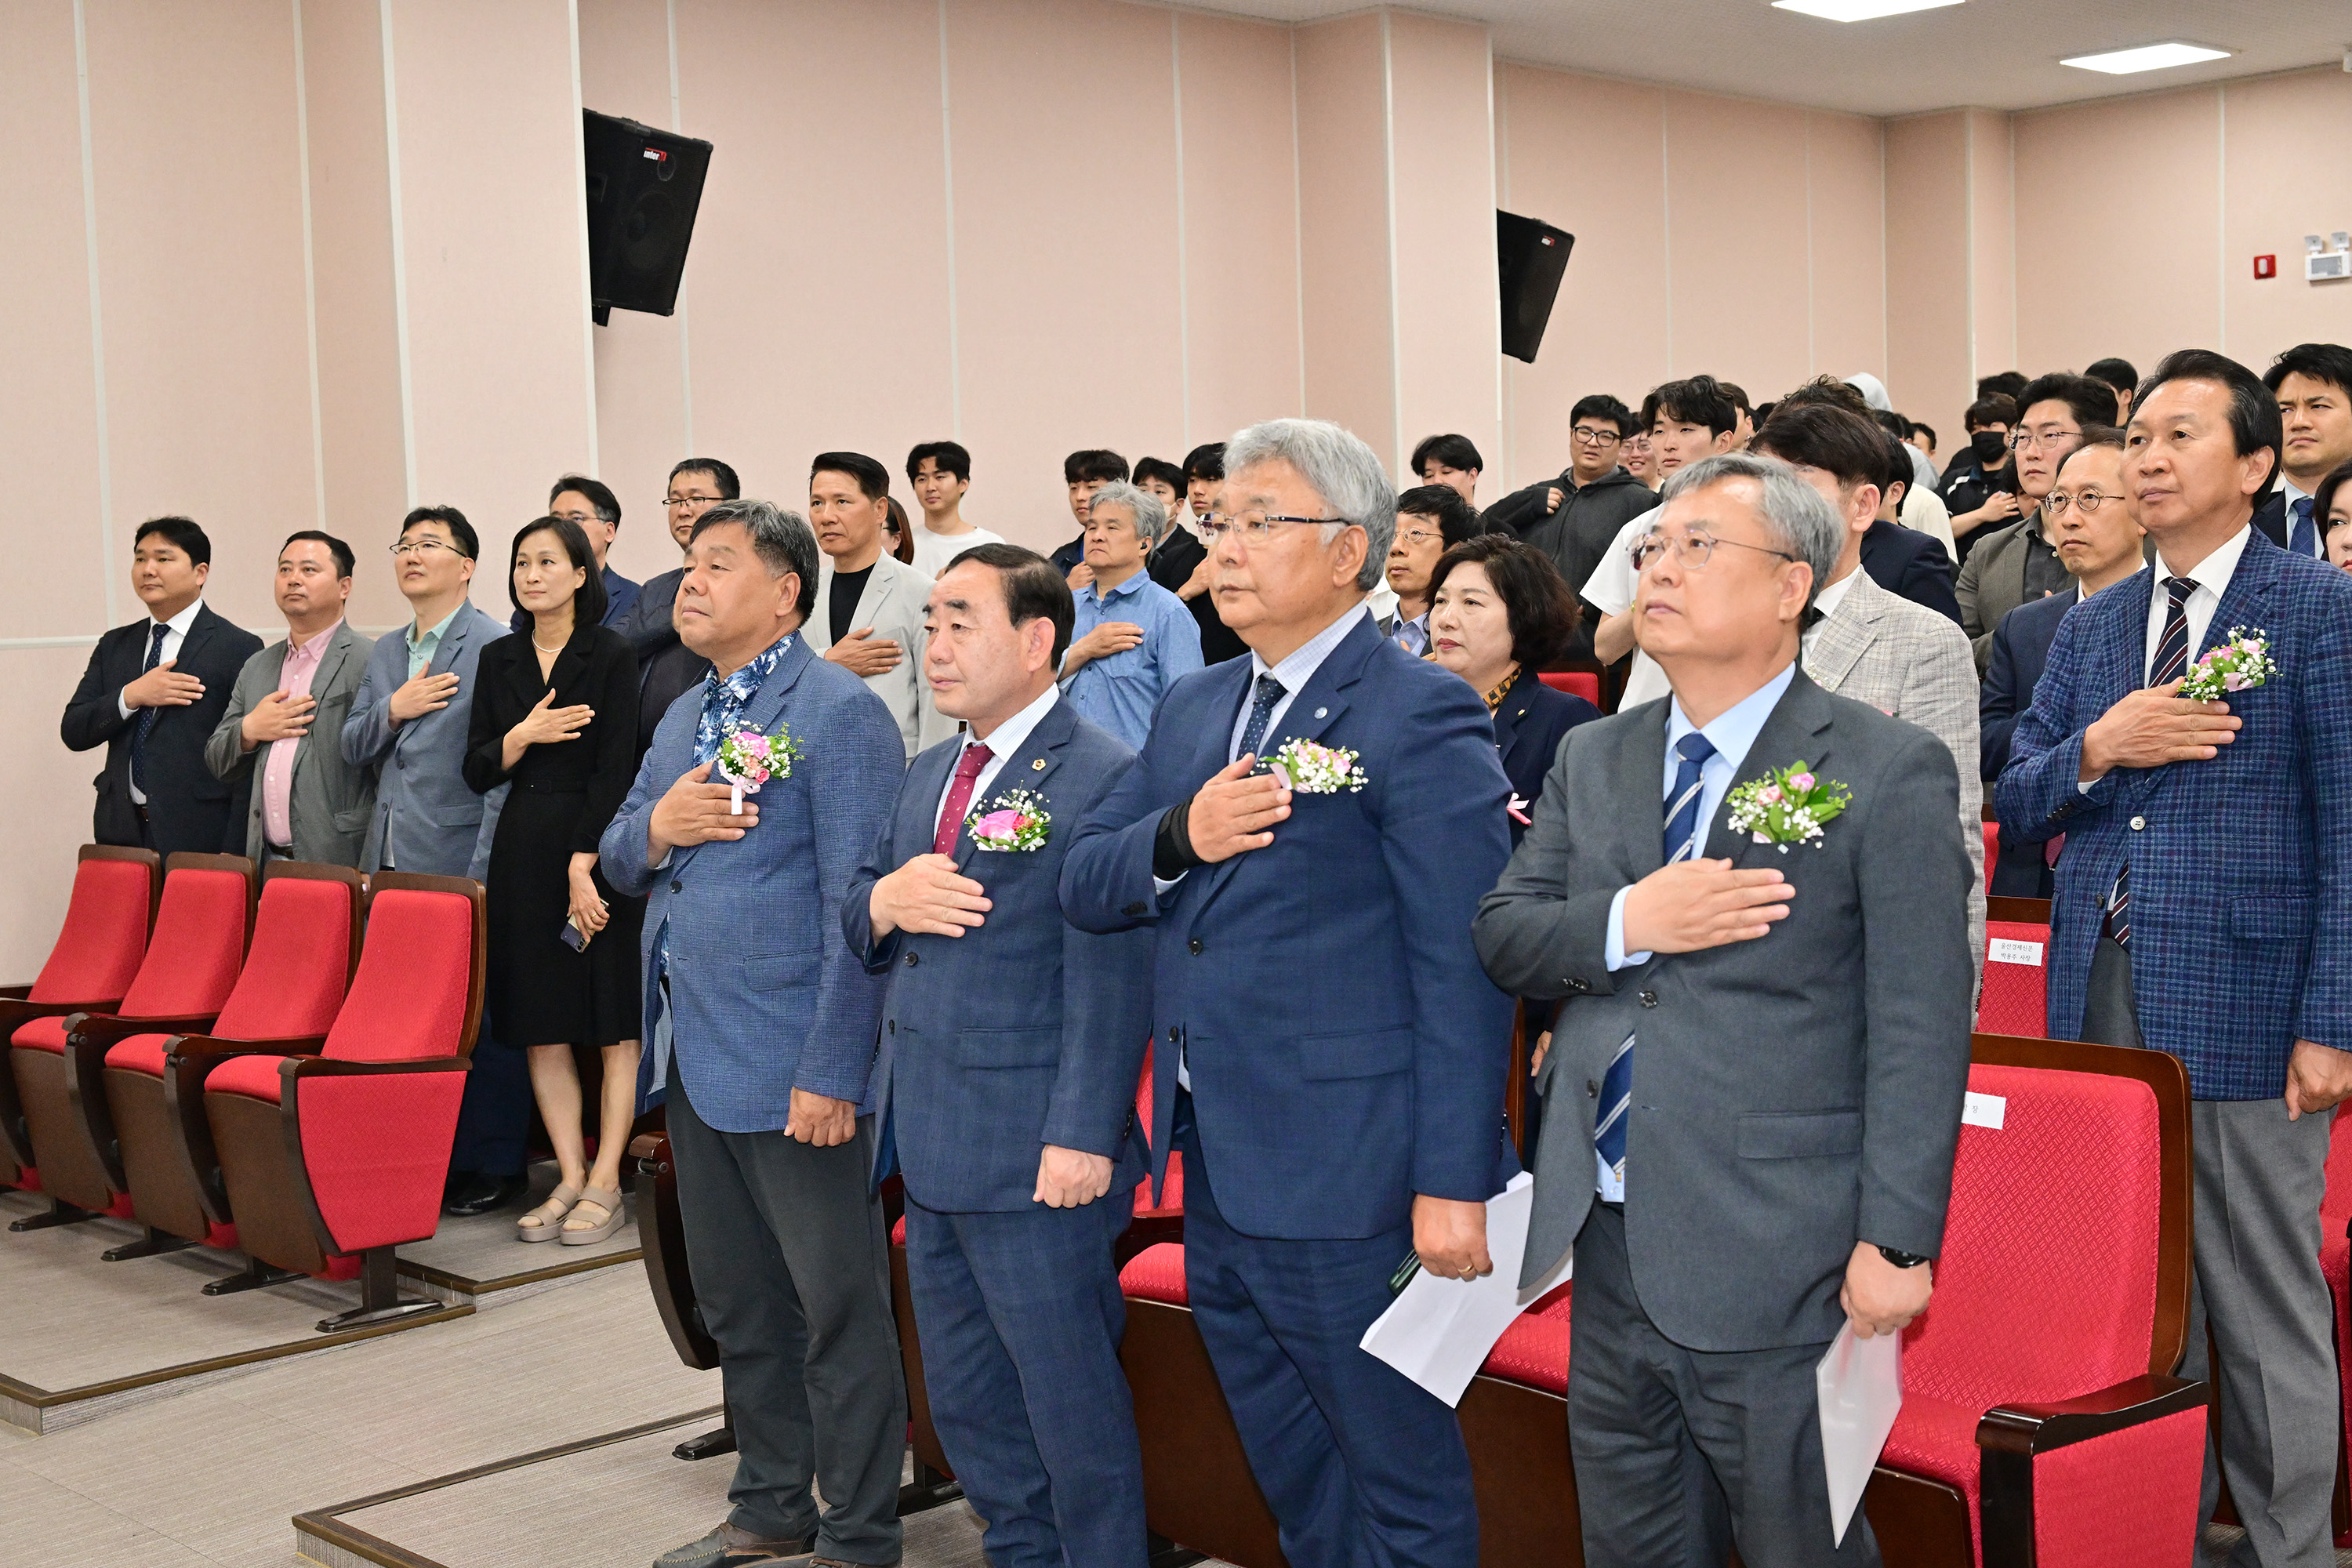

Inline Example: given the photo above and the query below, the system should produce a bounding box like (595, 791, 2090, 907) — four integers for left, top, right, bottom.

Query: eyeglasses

(390, 538, 468, 560)
(1197, 511, 1352, 544)
(2009, 428, 2081, 452)
(665, 492, 721, 508)
(1622, 436, 1653, 451)
(1629, 530, 1799, 572)
(1395, 527, 1445, 548)
(2044, 490, 2128, 517)
(1571, 426, 1624, 446)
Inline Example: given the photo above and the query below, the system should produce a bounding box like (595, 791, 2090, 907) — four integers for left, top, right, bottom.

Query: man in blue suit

(1999, 350, 2352, 1568)
(602, 500, 908, 1568)
(1062, 419, 1516, 1568)
(844, 543, 1153, 1568)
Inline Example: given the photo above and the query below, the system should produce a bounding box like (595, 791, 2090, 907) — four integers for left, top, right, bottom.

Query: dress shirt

(118, 597, 208, 803)
(1061, 568, 1203, 751)
(2143, 525, 2253, 684)
(1798, 570, 1863, 662)
(1391, 611, 1432, 658)
(261, 619, 342, 848)
(1581, 508, 1672, 708)
(405, 604, 466, 681)
(1225, 600, 1372, 761)
(931, 681, 1059, 843)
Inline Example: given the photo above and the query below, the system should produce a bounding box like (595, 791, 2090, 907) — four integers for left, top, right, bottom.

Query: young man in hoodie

(1486, 394, 1657, 660)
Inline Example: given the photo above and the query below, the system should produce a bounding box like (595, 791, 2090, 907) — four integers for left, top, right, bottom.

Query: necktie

(2290, 496, 2318, 559)
(1597, 731, 1719, 1190)
(1236, 672, 1286, 762)
(130, 621, 169, 795)
(2108, 577, 2198, 946)
(933, 742, 993, 857)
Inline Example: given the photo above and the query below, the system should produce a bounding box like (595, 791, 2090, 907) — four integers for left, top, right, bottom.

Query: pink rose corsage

(964, 789, 1051, 851)
(715, 724, 803, 813)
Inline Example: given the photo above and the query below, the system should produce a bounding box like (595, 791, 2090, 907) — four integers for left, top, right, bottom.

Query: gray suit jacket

(1806, 571, 1986, 974)
(339, 601, 508, 878)
(1472, 670, 1973, 1352)
(808, 554, 956, 760)
(204, 622, 377, 866)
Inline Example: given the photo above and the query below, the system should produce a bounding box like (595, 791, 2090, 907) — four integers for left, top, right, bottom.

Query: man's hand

(1066, 621, 1145, 672)
(869, 853, 990, 939)
(826, 627, 903, 677)
(2078, 681, 2239, 782)
(1066, 561, 1096, 592)
(123, 659, 205, 711)
(1594, 610, 1637, 665)
(1185, 756, 1290, 863)
(1414, 1195, 1493, 1282)
(510, 688, 594, 748)
(648, 760, 758, 858)
(1530, 1030, 1552, 1078)
(785, 1088, 857, 1147)
(1842, 1243, 1932, 1338)
(240, 689, 315, 749)
(2285, 1040, 2352, 1120)
(1034, 1145, 1114, 1208)
(1953, 489, 2022, 537)
(388, 670, 462, 724)
(1544, 485, 1564, 514)
(1178, 557, 1213, 602)
(1620, 858, 1795, 954)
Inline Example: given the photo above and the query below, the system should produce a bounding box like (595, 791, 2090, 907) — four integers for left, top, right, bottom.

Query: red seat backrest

(1538, 670, 1602, 708)
(1901, 1060, 2163, 1410)
(116, 867, 247, 1018)
(212, 876, 356, 1040)
(1976, 920, 2049, 1038)
(31, 857, 153, 1004)
(323, 888, 474, 1063)
(2323, 1111, 2352, 1244)
(1981, 821, 1999, 882)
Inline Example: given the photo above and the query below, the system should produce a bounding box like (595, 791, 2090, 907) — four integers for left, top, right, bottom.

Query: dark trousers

(1177, 1098, 1479, 1568)
(666, 1066, 906, 1563)
(1569, 1203, 1879, 1568)
(903, 1192, 1149, 1568)
(446, 1006, 529, 1178)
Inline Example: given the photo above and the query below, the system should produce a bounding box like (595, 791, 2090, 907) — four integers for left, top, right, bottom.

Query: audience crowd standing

(50, 336, 2352, 1568)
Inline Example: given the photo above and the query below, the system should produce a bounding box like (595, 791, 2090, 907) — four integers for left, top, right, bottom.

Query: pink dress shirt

(261, 620, 341, 850)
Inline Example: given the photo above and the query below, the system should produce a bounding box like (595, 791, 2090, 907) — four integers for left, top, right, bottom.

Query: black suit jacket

(1978, 588, 2077, 897)
(608, 566, 711, 757)
(1146, 528, 1248, 665)
(62, 604, 263, 854)
(2252, 488, 2288, 551)
(1857, 518, 1963, 625)
(1490, 673, 1599, 850)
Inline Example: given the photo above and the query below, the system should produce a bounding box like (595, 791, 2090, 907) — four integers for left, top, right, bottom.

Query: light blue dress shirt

(1062, 569, 1203, 752)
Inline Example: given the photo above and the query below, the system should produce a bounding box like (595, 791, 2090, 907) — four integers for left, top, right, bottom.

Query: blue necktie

(2108, 576, 2198, 947)
(2290, 496, 2317, 558)
(1236, 672, 1285, 761)
(1597, 731, 1718, 1189)
(130, 621, 169, 795)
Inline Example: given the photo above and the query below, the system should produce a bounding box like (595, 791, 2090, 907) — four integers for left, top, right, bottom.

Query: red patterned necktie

(933, 743, 993, 856)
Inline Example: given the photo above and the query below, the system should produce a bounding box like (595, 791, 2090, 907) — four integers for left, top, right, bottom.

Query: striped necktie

(130, 621, 170, 795)
(2107, 576, 2198, 946)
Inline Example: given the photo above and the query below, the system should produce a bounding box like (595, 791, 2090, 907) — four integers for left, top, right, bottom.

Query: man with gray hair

(1475, 451, 1974, 1568)
(1057, 480, 1203, 750)
(1064, 419, 1517, 1566)
(602, 499, 910, 1568)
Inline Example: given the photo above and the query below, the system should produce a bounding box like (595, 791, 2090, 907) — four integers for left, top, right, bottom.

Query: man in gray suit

(205, 532, 376, 866)
(804, 452, 955, 761)
(1473, 451, 1974, 1568)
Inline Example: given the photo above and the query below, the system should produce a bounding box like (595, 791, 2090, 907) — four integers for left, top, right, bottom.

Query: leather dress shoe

(441, 1170, 532, 1218)
(653, 1522, 811, 1568)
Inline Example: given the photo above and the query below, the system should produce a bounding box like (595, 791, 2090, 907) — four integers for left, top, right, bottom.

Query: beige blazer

(808, 552, 956, 760)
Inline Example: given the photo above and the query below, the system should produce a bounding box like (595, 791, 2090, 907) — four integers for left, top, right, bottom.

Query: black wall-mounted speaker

(1497, 210, 1574, 364)
(583, 109, 713, 324)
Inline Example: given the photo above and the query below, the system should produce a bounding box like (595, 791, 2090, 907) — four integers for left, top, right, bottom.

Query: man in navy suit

(845, 543, 1153, 1568)
(1980, 433, 2146, 896)
(603, 500, 908, 1568)
(1063, 419, 1516, 1568)
(1855, 437, 1963, 624)
(1999, 350, 2352, 1568)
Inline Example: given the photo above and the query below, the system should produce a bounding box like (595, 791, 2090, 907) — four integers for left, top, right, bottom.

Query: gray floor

(398, 1160, 641, 1291)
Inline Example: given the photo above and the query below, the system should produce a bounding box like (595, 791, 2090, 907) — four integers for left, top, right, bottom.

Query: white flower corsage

(2176, 626, 2276, 702)
(1268, 737, 1364, 794)
(1725, 761, 1850, 852)
(965, 789, 1051, 851)
(715, 724, 804, 813)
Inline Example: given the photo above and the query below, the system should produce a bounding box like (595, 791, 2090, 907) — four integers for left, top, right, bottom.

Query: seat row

(0, 846, 485, 1331)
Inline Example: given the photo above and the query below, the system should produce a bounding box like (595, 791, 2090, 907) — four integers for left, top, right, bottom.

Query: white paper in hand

(1357, 1171, 1571, 1407)
(1816, 1323, 1902, 1546)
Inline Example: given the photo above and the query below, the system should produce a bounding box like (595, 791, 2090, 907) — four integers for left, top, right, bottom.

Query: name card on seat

(1962, 1091, 2006, 1131)
(1988, 938, 2044, 966)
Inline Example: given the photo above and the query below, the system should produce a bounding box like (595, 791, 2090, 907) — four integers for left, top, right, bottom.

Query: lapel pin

(1031, 757, 1047, 771)
(1314, 706, 1327, 719)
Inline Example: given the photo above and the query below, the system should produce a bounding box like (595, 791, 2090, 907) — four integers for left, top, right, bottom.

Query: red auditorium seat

(99, 862, 363, 1287)
(2321, 1112, 2352, 1544)
(1537, 670, 1602, 709)
(1982, 819, 1999, 884)
(1977, 896, 2053, 1038)
(194, 873, 485, 1332)
(13, 852, 238, 1239)
(0, 847, 159, 1203)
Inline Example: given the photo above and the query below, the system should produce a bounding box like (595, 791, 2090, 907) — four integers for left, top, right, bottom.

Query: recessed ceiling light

(1773, 0, 1961, 20)
(2062, 41, 2233, 74)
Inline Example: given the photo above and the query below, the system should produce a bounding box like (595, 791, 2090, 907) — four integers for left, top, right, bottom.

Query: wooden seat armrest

(1977, 1373, 2206, 1457)
(169, 1034, 328, 1065)
(68, 1011, 223, 1047)
(0, 996, 125, 1031)
(0, 984, 30, 1001)
(281, 1056, 471, 1081)
(631, 1133, 672, 1174)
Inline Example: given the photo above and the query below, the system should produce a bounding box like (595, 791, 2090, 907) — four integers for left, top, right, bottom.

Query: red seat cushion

(1880, 1390, 1987, 1557)
(11, 1016, 67, 1054)
(103, 1033, 176, 1076)
(205, 1053, 289, 1105)
(1538, 670, 1602, 707)
(1481, 1280, 1575, 1394)
(1120, 1241, 1187, 1304)
(1977, 920, 2050, 1037)
(891, 1214, 906, 1246)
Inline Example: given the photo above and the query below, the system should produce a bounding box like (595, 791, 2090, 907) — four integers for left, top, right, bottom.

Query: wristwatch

(1876, 1246, 1929, 1269)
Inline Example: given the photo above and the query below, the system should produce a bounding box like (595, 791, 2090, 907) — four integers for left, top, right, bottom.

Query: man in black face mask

(1938, 393, 2022, 565)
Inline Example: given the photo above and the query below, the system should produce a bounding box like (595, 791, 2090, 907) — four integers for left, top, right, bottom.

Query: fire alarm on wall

(2256, 255, 2278, 279)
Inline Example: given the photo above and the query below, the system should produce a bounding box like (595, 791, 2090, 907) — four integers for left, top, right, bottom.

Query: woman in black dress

(464, 517, 643, 1246)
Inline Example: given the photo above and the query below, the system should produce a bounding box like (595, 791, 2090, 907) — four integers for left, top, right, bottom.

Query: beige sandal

(561, 1185, 625, 1246)
(517, 1182, 582, 1243)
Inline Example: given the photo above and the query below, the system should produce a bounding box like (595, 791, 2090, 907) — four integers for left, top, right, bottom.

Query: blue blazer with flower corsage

(843, 695, 1153, 1213)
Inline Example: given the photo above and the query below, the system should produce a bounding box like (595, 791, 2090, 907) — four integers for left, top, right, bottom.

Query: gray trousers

(2082, 936, 2340, 1568)
(666, 1067, 906, 1564)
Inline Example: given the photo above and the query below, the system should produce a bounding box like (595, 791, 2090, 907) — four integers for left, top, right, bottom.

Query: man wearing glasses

(1064, 419, 1515, 1567)
(1488, 395, 1653, 661)
(1385, 483, 1483, 655)
(1956, 374, 2117, 670)
(612, 459, 738, 756)
(531, 474, 641, 630)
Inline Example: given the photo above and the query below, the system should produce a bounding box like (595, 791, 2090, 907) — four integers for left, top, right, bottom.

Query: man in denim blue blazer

(601, 502, 907, 1568)
(1062, 420, 1515, 1568)
(845, 544, 1153, 1568)
(2000, 351, 2352, 1568)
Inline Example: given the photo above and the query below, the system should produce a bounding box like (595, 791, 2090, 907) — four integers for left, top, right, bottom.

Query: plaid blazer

(1996, 531, 2352, 1098)
(1806, 570, 1987, 971)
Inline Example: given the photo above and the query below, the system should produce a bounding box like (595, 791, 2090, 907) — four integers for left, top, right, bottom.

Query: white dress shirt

(1581, 508, 1672, 708)
(118, 597, 207, 804)
(932, 681, 1059, 841)
(2143, 524, 2254, 683)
